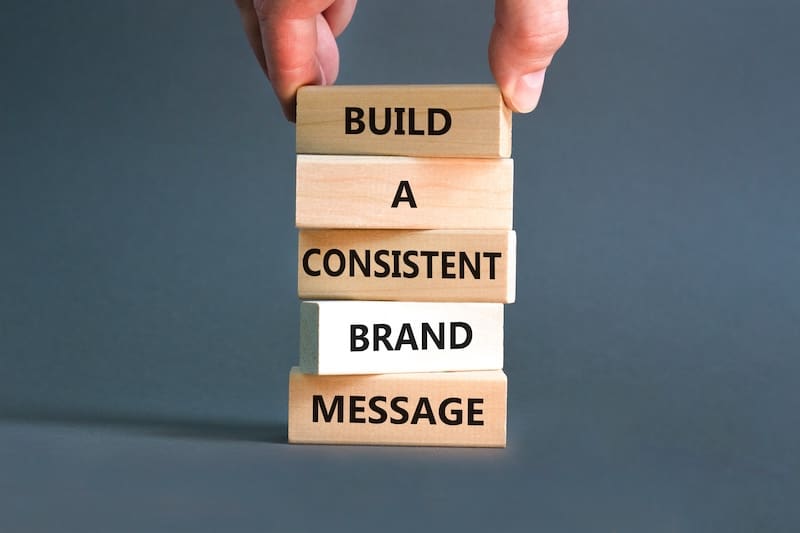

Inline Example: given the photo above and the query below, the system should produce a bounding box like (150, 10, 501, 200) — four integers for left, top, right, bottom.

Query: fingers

(235, 0, 269, 77)
(323, 0, 358, 37)
(315, 13, 340, 87)
(237, 0, 355, 121)
(489, 0, 569, 113)
(257, 0, 332, 120)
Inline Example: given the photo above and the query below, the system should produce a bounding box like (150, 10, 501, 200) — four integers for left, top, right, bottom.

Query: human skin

(235, 0, 568, 121)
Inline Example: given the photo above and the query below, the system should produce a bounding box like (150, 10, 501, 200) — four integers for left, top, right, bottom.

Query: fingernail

(510, 69, 546, 113)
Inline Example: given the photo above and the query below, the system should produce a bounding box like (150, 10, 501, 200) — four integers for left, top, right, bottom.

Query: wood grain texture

(296, 85, 512, 158)
(299, 301, 503, 375)
(288, 367, 507, 447)
(298, 229, 516, 303)
(295, 155, 513, 229)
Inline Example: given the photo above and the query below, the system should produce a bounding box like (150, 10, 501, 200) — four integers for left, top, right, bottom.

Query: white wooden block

(299, 301, 503, 375)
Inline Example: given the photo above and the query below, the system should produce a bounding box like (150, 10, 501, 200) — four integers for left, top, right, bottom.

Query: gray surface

(1, 1, 799, 531)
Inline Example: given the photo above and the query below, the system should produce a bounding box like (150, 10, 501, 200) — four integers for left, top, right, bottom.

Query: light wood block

(298, 229, 516, 303)
(300, 301, 503, 375)
(288, 367, 507, 447)
(296, 85, 512, 158)
(295, 155, 513, 229)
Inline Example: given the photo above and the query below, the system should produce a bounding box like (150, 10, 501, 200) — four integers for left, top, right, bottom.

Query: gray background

(1, 1, 798, 531)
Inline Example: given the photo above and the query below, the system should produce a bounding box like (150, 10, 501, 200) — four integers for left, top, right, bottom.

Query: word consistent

(302, 248, 503, 280)
(345, 107, 452, 136)
(312, 395, 484, 426)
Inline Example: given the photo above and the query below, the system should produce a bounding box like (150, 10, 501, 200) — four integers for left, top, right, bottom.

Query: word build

(296, 85, 512, 158)
(288, 368, 507, 447)
(345, 107, 451, 136)
(300, 301, 503, 375)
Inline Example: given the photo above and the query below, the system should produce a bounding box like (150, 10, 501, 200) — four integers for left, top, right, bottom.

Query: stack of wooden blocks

(288, 85, 515, 447)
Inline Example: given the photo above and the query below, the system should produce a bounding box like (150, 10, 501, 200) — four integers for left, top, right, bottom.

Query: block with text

(296, 85, 512, 158)
(288, 367, 507, 447)
(300, 301, 503, 375)
(296, 155, 513, 229)
(298, 229, 516, 302)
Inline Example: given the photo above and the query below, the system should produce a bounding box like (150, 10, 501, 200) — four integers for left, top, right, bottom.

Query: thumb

(489, 0, 568, 113)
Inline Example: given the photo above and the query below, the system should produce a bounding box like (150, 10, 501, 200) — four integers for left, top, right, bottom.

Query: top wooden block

(296, 85, 512, 158)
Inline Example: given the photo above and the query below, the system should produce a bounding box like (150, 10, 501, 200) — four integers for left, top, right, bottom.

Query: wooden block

(298, 229, 516, 303)
(300, 301, 503, 375)
(296, 85, 512, 158)
(288, 367, 507, 447)
(296, 155, 513, 229)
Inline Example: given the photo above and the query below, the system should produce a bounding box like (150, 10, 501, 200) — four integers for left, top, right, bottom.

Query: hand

(235, 0, 357, 121)
(489, 0, 569, 113)
(236, 0, 568, 121)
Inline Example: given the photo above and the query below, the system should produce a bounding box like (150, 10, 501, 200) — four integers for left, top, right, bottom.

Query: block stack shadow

(288, 85, 515, 447)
